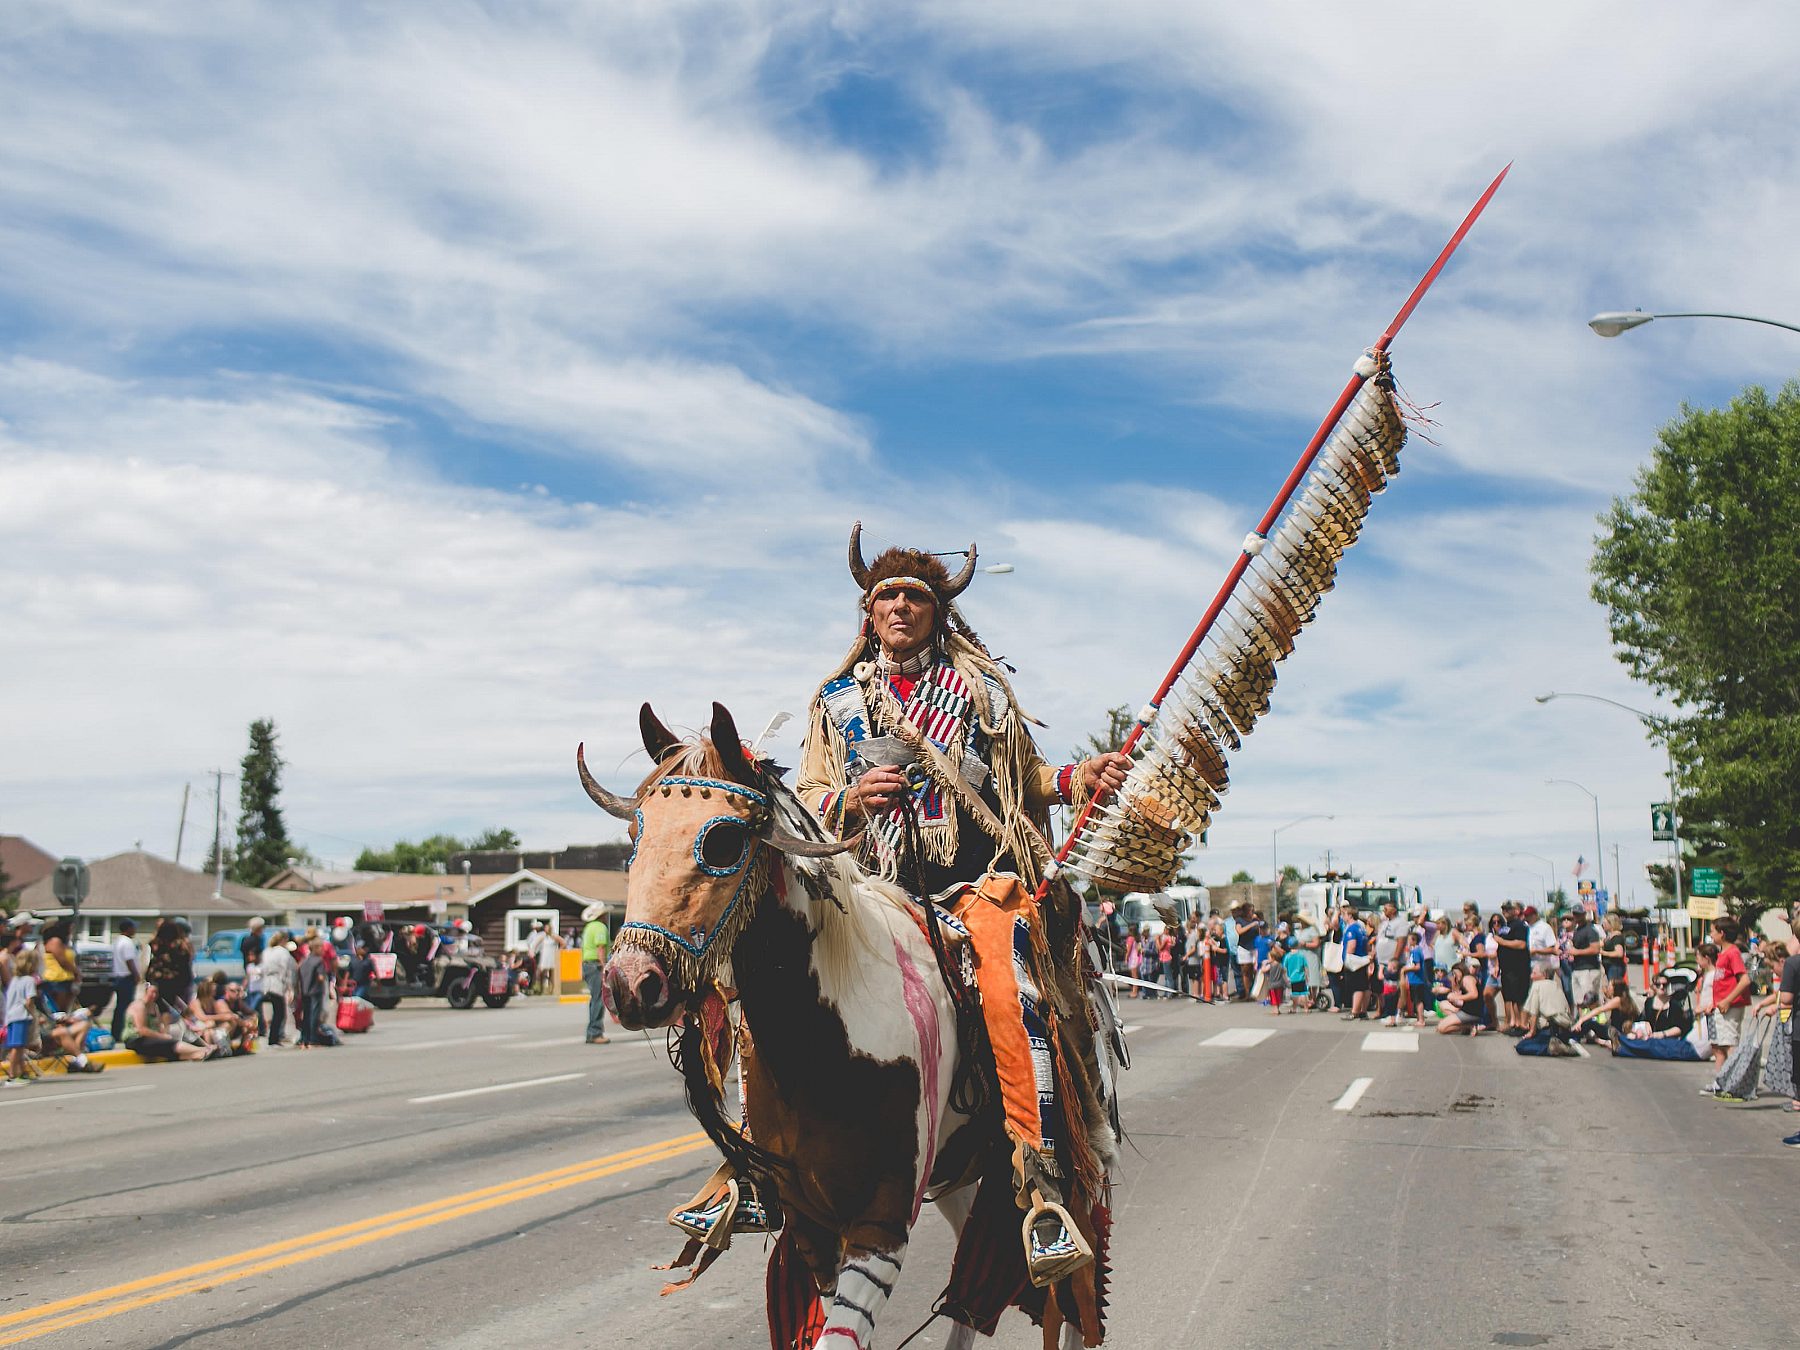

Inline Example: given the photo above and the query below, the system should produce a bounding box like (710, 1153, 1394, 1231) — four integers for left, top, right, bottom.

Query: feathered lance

(1043, 163, 1512, 900)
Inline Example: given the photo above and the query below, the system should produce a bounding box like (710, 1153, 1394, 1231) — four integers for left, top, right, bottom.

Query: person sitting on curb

(1612, 974, 1700, 1060)
(1435, 959, 1486, 1036)
(121, 981, 213, 1062)
(1573, 978, 1638, 1046)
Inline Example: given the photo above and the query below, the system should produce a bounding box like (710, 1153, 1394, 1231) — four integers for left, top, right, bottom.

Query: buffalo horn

(942, 543, 978, 599)
(575, 743, 636, 819)
(848, 520, 872, 589)
(765, 826, 857, 858)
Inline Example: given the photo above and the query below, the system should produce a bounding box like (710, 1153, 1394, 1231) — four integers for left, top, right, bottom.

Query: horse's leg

(930, 1186, 979, 1350)
(816, 1245, 905, 1350)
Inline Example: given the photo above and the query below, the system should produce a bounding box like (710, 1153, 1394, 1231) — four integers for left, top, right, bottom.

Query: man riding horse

(673, 524, 1128, 1287)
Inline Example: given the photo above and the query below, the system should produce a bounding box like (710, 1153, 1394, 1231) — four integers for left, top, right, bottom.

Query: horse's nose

(603, 950, 675, 1028)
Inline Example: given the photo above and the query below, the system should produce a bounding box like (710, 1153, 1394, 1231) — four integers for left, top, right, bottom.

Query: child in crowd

(1403, 931, 1434, 1028)
(1282, 943, 1311, 1012)
(1261, 940, 1289, 1015)
(4, 947, 39, 1085)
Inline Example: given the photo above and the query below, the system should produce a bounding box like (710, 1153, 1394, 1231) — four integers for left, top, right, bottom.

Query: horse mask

(578, 702, 844, 1028)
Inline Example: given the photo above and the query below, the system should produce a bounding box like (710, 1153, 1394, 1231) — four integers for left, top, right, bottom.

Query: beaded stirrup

(1022, 1193, 1094, 1288)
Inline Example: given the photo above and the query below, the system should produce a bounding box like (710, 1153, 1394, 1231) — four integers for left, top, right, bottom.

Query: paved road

(3, 993, 1796, 1348)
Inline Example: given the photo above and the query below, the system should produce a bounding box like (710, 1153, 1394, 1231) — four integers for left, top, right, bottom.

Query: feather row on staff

(1064, 350, 1408, 894)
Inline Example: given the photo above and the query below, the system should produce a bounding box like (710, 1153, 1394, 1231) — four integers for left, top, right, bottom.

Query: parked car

(75, 939, 117, 1013)
(193, 928, 251, 984)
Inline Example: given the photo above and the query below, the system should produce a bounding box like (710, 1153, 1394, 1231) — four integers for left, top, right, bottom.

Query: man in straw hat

(579, 902, 611, 1045)
(793, 522, 1131, 1287)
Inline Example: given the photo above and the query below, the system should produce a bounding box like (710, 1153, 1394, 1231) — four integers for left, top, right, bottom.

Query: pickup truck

(194, 929, 252, 984)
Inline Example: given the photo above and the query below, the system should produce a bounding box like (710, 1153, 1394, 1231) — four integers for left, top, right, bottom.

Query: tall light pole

(1588, 310, 1800, 339)
(1510, 850, 1556, 898)
(1273, 814, 1333, 898)
(1507, 866, 1548, 904)
(1546, 778, 1605, 896)
(1535, 691, 1683, 915)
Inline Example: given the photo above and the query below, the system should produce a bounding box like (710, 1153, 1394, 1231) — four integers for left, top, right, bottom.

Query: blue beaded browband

(652, 775, 769, 806)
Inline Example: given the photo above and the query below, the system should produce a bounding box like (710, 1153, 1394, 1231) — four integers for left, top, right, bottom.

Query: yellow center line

(0, 1131, 710, 1346)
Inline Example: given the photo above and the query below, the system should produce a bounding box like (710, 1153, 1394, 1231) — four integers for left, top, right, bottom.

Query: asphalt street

(2, 992, 1796, 1349)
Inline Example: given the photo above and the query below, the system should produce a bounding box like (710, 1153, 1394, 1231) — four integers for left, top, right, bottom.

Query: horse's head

(577, 701, 848, 1029)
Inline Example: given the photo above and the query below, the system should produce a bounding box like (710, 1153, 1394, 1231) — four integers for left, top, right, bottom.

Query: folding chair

(25, 993, 73, 1077)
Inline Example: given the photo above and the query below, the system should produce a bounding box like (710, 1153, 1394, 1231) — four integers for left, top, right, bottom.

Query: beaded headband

(864, 576, 937, 607)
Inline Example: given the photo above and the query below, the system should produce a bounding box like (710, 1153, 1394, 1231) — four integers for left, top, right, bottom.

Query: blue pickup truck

(193, 929, 252, 984)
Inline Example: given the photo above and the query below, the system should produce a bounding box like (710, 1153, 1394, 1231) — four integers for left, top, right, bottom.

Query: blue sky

(5, 2, 1799, 904)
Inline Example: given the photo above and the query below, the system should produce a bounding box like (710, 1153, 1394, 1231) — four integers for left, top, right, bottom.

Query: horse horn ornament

(574, 165, 1509, 1350)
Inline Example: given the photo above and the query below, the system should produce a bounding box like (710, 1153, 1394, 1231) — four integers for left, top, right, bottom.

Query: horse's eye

(697, 819, 748, 873)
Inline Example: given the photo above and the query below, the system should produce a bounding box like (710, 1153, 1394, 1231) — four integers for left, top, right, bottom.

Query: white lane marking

(1200, 1028, 1276, 1049)
(1120, 1025, 1139, 1035)
(374, 1033, 521, 1052)
(1360, 1031, 1419, 1053)
(0, 1083, 155, 1107)
(409, 1072, 585, 1104)
(1333, 1077, 1374, 1112)
(511, 1036, 591, 1049)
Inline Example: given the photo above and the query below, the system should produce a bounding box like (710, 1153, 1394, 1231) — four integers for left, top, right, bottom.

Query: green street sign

(1650, 802, 1675, 842)
(1691, 867, 1723, 897)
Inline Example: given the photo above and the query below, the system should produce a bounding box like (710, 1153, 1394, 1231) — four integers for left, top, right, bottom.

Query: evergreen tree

(230, 718, 293, 886)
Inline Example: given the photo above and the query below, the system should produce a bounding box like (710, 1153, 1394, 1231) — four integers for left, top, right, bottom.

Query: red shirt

(1714, 945, 1750, 1008)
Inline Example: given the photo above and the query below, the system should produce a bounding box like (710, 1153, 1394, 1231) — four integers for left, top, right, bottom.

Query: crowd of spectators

(0, 912, 364, 1086)
(1104, 896, 1799, 1146)
(3, 915, 108, 1081)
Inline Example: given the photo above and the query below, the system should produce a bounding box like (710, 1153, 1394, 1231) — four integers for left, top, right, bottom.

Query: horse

(580, 702, 1103, 1350)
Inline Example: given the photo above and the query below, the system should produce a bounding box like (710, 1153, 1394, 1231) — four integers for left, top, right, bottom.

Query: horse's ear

(640, 703, 680, 762)
(710, 702, 755, 782)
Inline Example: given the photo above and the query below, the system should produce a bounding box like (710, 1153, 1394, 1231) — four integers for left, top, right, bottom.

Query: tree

(1229, 869, 1255, 884)
(1278, 863, 1304, 904)
(1591, 382, 1800, 922)
(230, 719, 294, 886)
(355, 828, 521, 873)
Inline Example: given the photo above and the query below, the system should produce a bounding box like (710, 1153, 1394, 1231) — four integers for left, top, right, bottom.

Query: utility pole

(211, 768, 227, 899)
(174, 783, 191, 866)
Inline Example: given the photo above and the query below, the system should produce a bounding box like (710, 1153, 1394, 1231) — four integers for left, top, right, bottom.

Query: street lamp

(1272, 814, 1334, 897)
(1509, 850, 1556, 898)
(1588, 310, 1800, 339)
(1506, 866, 1548, 904)
(1546, 778, 1605, 896)
(1535, 690, 1684, 915)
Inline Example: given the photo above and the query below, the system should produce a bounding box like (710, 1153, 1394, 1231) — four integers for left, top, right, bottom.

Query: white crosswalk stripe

(1200, 1028, 1276, 1049)
(1360, 1031, 1418, 1053)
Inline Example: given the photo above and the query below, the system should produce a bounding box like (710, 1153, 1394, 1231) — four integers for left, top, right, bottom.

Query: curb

(38, 1047, 150, 1073)
(38, 1044, 262, 1074)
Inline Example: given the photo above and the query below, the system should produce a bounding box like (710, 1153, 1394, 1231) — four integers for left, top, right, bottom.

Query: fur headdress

(848, 521, 976, 613)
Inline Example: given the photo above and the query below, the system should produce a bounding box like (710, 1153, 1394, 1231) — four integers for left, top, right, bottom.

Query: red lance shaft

(1043, 162, 1512, 898)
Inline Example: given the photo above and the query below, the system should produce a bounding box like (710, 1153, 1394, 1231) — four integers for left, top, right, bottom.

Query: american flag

(1571, 855, 1587, 878)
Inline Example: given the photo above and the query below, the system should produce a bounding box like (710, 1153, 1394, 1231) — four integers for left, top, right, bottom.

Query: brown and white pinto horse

(581, 703, 1094, 1350)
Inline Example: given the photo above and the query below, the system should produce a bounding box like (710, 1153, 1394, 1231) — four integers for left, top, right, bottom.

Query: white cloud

(1, 2, 1789, 904)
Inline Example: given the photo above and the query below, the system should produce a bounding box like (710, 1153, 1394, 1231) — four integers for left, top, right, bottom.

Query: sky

(5, 1, 1800, 906)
